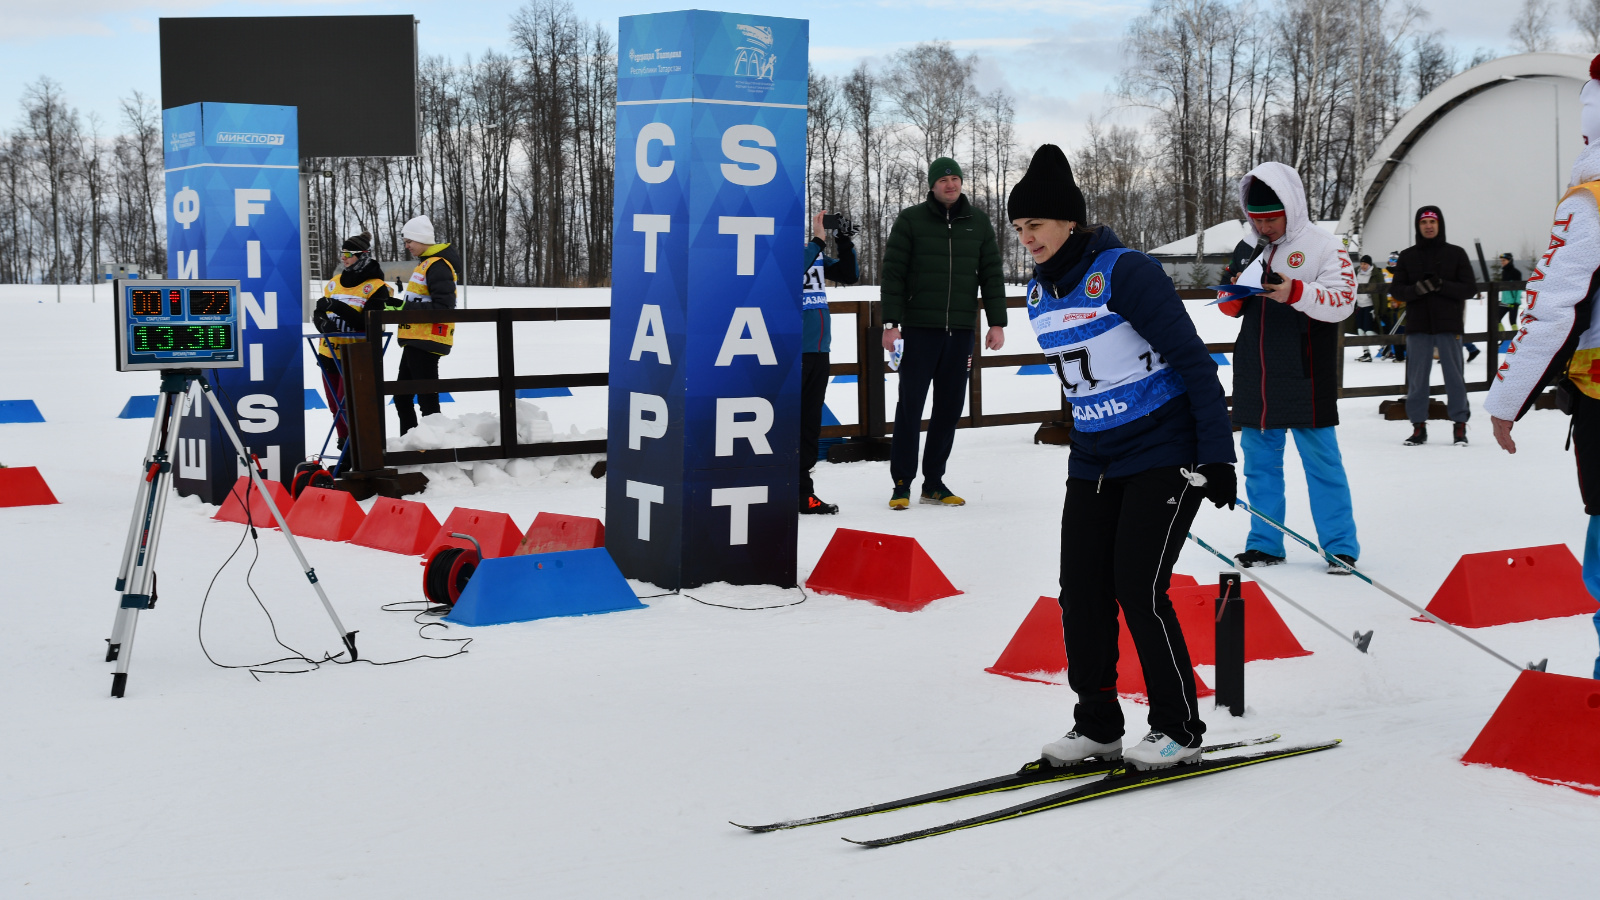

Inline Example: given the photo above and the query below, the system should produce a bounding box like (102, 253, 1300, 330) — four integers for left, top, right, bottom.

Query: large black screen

(160, 16, 418, 158)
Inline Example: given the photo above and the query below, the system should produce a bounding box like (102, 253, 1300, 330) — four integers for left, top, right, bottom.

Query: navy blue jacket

(1031, 227, 1235, 479)
(801, 236, 858, 353)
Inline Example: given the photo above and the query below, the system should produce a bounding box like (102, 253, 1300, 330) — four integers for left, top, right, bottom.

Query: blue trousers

(1240, 427, 1360, 559)
(1585, 516, 1600, 680)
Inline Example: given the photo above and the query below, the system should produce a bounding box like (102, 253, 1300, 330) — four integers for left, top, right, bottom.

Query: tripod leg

(110, 380, 188, 696)
(199, 375, 360, 661)
(108, 389, 177, 661)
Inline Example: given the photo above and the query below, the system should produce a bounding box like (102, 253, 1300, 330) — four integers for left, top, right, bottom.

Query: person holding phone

(798, 209, 859, 514)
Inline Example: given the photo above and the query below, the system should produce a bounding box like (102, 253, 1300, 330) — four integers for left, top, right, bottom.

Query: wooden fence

(333, 280, 1529, 488)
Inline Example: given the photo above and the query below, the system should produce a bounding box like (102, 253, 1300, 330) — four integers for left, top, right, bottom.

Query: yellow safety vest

(397, 247, 457, 355)
(318, 276, 388, 359)
(1562, 182, 1600, 399)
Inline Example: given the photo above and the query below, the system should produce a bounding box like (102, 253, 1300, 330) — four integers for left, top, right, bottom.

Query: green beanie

(928, 157, 963, 187)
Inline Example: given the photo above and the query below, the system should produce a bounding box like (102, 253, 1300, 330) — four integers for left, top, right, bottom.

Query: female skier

(1008, 145, 1237, 769)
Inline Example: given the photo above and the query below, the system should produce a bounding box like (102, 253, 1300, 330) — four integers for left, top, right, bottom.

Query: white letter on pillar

(247, 240, 261, 278)
(718, 217, 775, 276)
(714, 307, 777, 365)
(236, 394, 279, 433)
(715, 397, 774, 456)
(633, 214, 671, 273)
(636, 122, 675, 184)
(711, 486, 768, 545)
(176, 249, 198, 280)
(629, 304, 671, 364)
(628, 392, 669, 450)
(234, 188, 270, 226)
(242, 292, 277, 330)
(720, 125, 776, 186)
(626, 480, 665, 540)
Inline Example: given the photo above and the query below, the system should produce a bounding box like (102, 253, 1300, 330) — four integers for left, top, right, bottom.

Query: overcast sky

(2, 0, 1578, 155)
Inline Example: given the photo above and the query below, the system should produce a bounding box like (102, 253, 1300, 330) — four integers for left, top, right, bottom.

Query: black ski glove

(312, 297, 333, 334)
(1415, 275, 1441, 295)
(1196, 463, 1236, 509)
(835, 214, 860, 238)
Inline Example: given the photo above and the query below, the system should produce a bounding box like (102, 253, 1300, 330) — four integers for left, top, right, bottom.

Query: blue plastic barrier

(304, 388, 327, 410)
(516, 387, 574, 398)
(118, 395, 159, 419)
(0, 400, 45, 424)
(1211, 353, 1230, 366)
(1016, 364, 1052, 375)
(443, 548, 644, 626)
(388, 392, 454, 405)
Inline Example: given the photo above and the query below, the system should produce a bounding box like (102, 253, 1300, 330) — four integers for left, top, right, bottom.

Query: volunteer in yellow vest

(396, 215, 463, 435)
(1488, 52, 1600, 679)
(314, 232, 396, 446)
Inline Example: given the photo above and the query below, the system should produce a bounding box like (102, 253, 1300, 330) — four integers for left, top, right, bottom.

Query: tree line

(1, 0, 1545, 288)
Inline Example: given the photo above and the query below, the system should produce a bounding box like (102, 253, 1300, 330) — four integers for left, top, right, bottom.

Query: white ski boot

(1041, 731, 1122, 767)
(1122, 732, 1202, 770)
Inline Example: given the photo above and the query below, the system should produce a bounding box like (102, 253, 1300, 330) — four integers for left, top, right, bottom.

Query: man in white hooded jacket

(1487, 54, 1600, 678)
(1217, 162, 1359, 573)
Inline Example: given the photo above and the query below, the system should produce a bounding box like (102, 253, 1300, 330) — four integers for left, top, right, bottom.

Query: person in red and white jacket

(1487, 53, 1600, 678)
(1216, 162, 1359, 572)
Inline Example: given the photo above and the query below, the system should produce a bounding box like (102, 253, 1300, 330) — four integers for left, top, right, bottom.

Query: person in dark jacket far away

(1011, 144, 1236, 771)
(1390, 206, 1478, 447)
(1494, 252, 1525, 333)
(395, 215, 463, 435)
(879, 157, 1008, 510)
(798, 209, 859, 514)
(1353, 255, 1379, 362)
(1217, 163, 1359, 573)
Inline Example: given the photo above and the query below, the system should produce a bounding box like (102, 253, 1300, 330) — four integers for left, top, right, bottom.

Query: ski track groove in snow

(1, 285, 1595, 897)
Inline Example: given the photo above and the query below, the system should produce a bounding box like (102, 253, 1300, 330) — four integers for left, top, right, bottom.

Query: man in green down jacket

(880, 157, 1009, 510)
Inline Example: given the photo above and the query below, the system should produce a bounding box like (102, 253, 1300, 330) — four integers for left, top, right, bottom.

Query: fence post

(497, 308, 517, 454)
(1486, 281, 1500, 384)
(866, 299, 887, 440)
(969, 316, 984, 427)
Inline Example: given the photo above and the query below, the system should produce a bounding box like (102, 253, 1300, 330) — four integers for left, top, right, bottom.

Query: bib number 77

(1051, 347, 1099, 393)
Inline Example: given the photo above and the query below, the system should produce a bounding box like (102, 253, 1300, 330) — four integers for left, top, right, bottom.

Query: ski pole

(1233, 497, 1544, 673)
(1186, 531, 1373, 654)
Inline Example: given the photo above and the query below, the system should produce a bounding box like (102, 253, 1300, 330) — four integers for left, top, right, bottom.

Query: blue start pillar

(606, 11, 808, 589)
(162, 102, 305, 502)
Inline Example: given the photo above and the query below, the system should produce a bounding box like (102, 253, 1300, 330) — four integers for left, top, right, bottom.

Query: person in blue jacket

(1009, 145, 1238, 770)
(799, 209, 859, 514)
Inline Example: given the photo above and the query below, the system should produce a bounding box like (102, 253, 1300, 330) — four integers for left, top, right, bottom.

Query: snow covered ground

(2, 283, 1595, 898)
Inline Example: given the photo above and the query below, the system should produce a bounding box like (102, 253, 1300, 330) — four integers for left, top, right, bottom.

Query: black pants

(1060, 466, 1207, 747)
(395, 346, 441, 434)
(799, 351, 829, 499)
(1574, 389, 1600, 515)
(890, 326, 972, 489)
(1353, 306, 1377, 334)
(1492, 304, 1519, 331)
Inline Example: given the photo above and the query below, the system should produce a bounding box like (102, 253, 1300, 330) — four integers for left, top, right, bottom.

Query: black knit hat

(1007, 144, 1087, 224)
(341, 232, 372, 253)
(1244, 178, 1284, 218)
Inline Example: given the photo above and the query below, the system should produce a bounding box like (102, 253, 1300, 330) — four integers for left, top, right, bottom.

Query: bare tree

(883, 42, 978, 165)
(1513, 0, 1557, 54)
(1573, 0, 1600, 52)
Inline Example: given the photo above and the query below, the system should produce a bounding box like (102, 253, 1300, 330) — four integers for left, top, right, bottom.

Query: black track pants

(889, 326, 972, 489)
(799, 352, 829, 498)
(1060, 466, 1207, 747)
(395, 347, 441, 435)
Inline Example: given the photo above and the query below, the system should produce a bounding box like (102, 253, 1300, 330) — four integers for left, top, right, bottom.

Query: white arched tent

(1337, 53, 1590, 273)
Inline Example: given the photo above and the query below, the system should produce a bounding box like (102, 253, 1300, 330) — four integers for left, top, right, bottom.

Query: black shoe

(1453, 422, 1468, 446)
(1404, 423, 1427, 446)
(1234, 549, 1286, 568)
(800, 494, 839, 515)
(1327, 554, 1357, 575)
(1466, 346, 1481, 363)
(1356, 350, 1373, 362)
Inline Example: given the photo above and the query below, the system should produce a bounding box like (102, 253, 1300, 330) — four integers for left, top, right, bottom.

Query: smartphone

(822, 213, 842, 231)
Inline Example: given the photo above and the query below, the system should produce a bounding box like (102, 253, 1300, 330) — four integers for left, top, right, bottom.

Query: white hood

(1571, 139, 1600, 189)
(1238, 161, 1311, 245)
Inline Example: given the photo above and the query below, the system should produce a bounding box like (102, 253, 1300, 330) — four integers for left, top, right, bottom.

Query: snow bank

(385, 399, 604, 489)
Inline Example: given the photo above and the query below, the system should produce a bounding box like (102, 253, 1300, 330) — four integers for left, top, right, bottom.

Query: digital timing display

(189, 289, 231, 316)
(130, 289, 163, 317)
(132, 325, 234, 353)
(116, 279, 243, 371)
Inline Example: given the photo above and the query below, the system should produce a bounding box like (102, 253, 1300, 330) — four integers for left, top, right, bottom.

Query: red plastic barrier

(1166, 583, 1311, 665)
(213, 476, 294, 528)
(517, 512, 605, 555)
(284, 486, 366, 542)
(1462, 670, 1600, 794)
(984, 595, 1214, 699)
(1425, 544, 1598, 628)
(805, 528, 960, 612)
(350, 497, 441, 555)
(0, 466, 58, 507)
(1171, 573, 1199, 589)
(426, 507, 523, 559)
